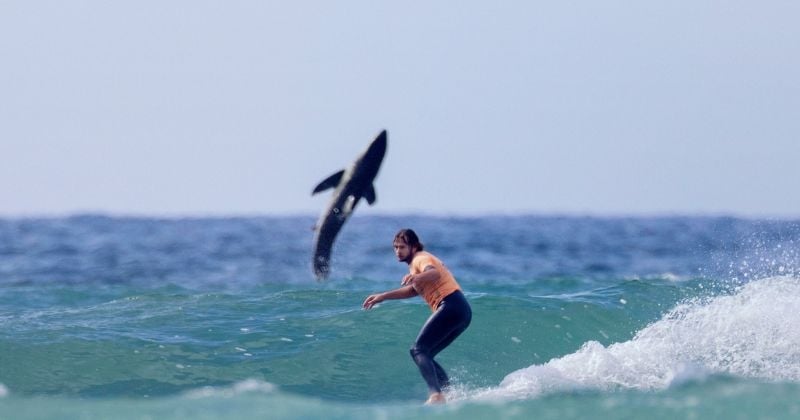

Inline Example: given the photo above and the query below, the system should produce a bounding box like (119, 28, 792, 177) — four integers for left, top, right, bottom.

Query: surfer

(362, 229, 472, 405)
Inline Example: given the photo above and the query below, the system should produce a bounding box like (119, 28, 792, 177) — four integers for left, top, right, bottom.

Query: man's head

(393, 228, 424, 264)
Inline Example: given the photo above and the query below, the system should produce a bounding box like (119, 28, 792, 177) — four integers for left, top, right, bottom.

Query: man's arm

(363, 285, 418, 310)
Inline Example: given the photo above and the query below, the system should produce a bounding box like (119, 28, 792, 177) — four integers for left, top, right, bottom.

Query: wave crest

(476, 276, 800, 400)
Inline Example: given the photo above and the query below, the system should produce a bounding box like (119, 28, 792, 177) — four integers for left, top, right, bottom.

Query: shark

(311, 130, 387, 280)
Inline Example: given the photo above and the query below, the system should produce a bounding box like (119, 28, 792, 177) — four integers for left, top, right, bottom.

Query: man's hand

(402, 266, 438, 287)
(401, 274, 415, 286)
(362, 293, 384, 310)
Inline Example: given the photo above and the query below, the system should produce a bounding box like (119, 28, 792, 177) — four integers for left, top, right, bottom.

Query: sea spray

(474, 276, 800, 401)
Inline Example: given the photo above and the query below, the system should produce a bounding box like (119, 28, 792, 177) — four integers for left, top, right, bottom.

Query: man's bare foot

(424, 392, 446, 405)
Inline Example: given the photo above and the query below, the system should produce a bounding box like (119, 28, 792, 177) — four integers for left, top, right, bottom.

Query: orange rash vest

(409, 251, 461, 311)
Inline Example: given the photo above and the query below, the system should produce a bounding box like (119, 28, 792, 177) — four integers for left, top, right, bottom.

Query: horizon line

(1, 209, 798, 222)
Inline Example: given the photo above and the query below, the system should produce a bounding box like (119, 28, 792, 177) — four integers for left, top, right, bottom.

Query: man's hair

(394, 228, 424, 251)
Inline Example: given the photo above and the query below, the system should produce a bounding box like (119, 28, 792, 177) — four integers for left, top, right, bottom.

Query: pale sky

(2, 1, 798, 217)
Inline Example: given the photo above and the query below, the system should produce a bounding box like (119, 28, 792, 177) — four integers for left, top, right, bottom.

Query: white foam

(0, 383, 8, 397)
(184, 379, 276, 399)
(474, 276, 800, 401)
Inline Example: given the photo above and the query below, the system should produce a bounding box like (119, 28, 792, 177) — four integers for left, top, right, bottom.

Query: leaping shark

(311, 130, 387, 280)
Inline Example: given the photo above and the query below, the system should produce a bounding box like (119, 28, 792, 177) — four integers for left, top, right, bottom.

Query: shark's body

(311, 130, 387, 280)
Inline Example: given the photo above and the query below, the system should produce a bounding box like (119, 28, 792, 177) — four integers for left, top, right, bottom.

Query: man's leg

(410, 295, 471, 395)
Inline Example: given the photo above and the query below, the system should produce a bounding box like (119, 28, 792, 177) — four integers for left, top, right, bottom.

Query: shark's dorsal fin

(364, 184, 377, 205)
(312, 170, 345, 195)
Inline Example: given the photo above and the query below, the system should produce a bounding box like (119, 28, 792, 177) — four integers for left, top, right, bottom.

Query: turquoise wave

(0, 277, 689, 402)
(3, 275, 800, 418)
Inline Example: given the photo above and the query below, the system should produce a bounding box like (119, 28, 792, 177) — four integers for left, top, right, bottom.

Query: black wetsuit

(409, 290, 472, 393)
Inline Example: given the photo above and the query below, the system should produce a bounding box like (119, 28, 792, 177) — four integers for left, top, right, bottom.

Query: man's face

(393, 239, 414, 264)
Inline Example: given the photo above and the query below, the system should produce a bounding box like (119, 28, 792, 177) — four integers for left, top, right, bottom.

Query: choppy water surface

(2, 215, 800, 418)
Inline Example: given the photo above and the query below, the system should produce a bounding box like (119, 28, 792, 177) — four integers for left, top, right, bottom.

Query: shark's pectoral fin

(364, 184, 377, 205)
(312, 170, 345, 195)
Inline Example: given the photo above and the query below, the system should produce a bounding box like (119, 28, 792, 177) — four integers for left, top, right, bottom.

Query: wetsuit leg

(409, 291, 472, 393)
(427, 326, 469, 388)
(432, 360, 449, 388)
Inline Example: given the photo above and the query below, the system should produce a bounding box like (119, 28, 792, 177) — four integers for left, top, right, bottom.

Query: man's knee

(410, 344, 428, 360)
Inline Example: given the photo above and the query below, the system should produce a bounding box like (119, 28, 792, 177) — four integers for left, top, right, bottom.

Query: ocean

(1, 214, 799, 419)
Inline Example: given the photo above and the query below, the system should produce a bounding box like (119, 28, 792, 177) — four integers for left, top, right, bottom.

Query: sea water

(1, 215, 799, 419)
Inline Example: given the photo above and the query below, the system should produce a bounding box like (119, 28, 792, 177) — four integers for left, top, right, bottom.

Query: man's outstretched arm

(363, 285, 418, 309)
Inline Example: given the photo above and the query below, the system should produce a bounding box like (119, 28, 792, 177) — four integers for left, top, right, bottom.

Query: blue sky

(2, 1, 798, 217)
